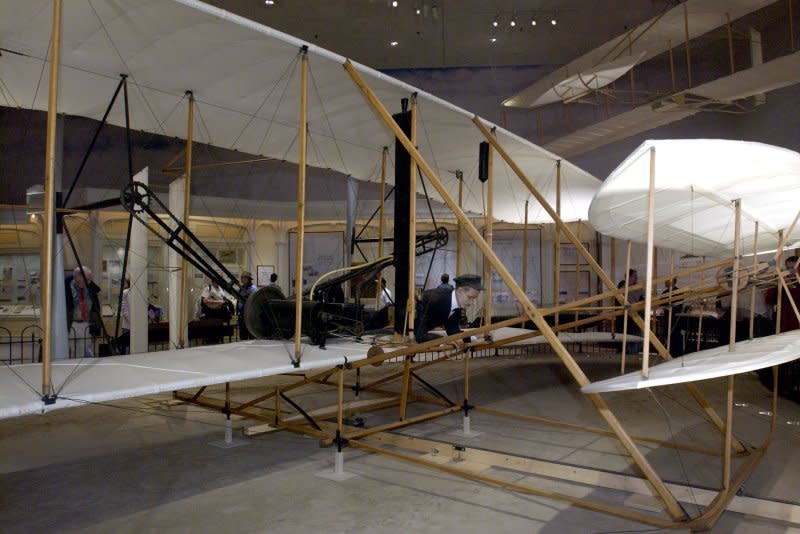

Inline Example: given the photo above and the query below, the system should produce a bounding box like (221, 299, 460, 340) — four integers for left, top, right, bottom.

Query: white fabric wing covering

(589, 139, 800, 257)
(527, 52, 646, 108)
(0, 339, 371, 419)
(582, 330, 800, 393)
(0, 0, 599, 223)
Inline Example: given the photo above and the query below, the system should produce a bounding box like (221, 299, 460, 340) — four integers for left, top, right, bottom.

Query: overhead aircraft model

(1, 1, 800, 530)
(502, 0, 800, 158)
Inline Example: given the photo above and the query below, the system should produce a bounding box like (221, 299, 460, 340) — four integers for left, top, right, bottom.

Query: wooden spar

(642, 147, 656, 378)
(554, 161, 561, 326)
(406, 96, 417, 336)
(343, 62, 686, 520)
(293, 49, 308, 364)
(667, 252, 675, 353)
(668, 40, 677, 93)
(628, 34, 635, 105)
(723, 375, 735, 489)
(610, 237, 616, 317)
(41, 0, 63, 398)
(399, 356, 412, 420)
(177, 91, 194, 349)
(376, 147, 387, 311)
(468, 114, 744, 451)
(162, 157, 273, 174)
(621, 241, 632, 374)
(749, 222, 759, 339)
(729, 199, 742, 350)
(574, 221, 581, 323)
(776, 231, 784, 335)
(726, 13, 735, 74)
(684, 3, 693, 88)
(456, 174, 463, 276)
(522, 200, 529, 293)
(484, 137, 494, 331)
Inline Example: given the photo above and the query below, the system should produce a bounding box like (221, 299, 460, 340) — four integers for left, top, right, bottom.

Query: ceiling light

(551, 18, 557, 26)
(264, 0, 275, 4)
(390, 41, 399, 46)
(530, 19, 537, 26)
(509, 18, 516, 27)
(492, 19, 499, 28)
(391, 0, 398, 7)
(489, 36, 497, 43)
(415, 7, 421, 15)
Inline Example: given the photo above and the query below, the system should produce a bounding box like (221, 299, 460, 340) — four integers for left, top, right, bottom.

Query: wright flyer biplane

(1, 0, 800, 530)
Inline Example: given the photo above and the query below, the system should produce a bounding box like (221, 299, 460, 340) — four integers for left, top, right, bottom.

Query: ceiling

(205, 0, 675, 69)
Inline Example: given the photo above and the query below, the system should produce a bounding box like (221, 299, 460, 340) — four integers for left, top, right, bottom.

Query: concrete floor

(1, 352, 799, 533)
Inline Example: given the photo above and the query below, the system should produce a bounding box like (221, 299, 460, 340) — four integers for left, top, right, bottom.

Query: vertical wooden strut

(621, 241, 632, 374)
(293, 48, 308, 364)
(342, 61, 686, 520)
(723, 375, 734, 489)
(522, 200, 529, 293)
(554, 161, 562, 325)
(376, 147, 387, 311)
(456, 175, 463, 276)
(406, 96, 418, 336)
(484, 139, 494, 330)
(375, 147, 389, 311)
(684, 2, 693, 88)
(178, 91, 194, 349)
(749, 222, 759, 339)
(642, 147, 656, 378)
(729, 199, 742, 350)
(726, 13, 735, 75)
(574, 221, 581, 324)
(41, 0, 63, 399)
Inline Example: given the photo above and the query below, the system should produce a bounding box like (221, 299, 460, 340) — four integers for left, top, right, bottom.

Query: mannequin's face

(455, 287, 479, 308)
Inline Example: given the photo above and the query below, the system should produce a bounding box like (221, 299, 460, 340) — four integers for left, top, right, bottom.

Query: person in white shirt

(199, 279, 234, 321)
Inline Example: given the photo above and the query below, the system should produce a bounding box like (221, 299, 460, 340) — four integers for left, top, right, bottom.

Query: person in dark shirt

(414, 274, 482, 344)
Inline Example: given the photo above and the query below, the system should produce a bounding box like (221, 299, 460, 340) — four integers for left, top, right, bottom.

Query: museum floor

(1, 352, 798, 533)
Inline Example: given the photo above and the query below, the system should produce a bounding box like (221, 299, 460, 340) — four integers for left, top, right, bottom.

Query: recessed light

(551, 18, 557, 26)
(415, 7, 421, 15)
(489, 36, 497, 43)
(530, 19, 537, 26)
(391, 0, 398, 7)
(390, 41, 399, 47)
(264, 0, 275, 4)
(510, 19, 516, 27)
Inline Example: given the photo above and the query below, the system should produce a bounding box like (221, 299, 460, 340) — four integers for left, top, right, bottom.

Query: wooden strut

(484, 134, 494, 333)
(41, 0, 63, 399)
(621, 241, 632, 374)
(177, 92, 194, 349)
(293, 49, 308, 364)
(342, 60, 686, 521)
(376, 148, 387, 311)
(642, 148, 656, 377)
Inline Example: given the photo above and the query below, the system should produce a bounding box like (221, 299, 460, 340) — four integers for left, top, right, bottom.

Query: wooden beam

(642, 147, 656, 377)
(177, 92, 194, 348)
(293, 49, 308, 363)
(41, 0, 63, 398)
